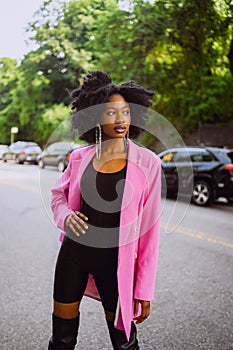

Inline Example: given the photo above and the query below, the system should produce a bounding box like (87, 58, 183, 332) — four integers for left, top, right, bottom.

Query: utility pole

(10, 127, 19, 144)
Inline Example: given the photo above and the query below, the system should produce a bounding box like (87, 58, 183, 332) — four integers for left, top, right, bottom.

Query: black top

(67, 159, 127, 249)
(81, 160, 127, 228)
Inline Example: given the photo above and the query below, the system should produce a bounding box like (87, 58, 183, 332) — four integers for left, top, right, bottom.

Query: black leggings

(53, 236, 119, 313)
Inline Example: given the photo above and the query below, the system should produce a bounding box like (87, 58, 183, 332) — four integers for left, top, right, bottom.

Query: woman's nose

(115, 111, 125, 123)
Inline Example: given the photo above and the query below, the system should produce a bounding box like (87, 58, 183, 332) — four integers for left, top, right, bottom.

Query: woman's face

(100, 94, 131, 140)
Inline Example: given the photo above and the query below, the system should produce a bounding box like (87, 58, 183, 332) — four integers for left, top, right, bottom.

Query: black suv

(159, 146, 233, 206)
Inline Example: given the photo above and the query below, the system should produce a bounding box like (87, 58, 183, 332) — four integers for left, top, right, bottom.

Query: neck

(101, 138, 126, 154)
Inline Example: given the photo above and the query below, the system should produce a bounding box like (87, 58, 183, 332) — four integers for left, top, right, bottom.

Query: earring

(124, 130, 129, 154)
(96, 123, 102, 160)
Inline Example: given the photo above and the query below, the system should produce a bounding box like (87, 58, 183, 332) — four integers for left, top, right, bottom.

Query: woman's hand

(64, 211, 88, 237)
(133, 299, 150, 324)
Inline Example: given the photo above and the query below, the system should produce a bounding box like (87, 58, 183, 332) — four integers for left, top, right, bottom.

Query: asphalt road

(0, 162, 233, 350)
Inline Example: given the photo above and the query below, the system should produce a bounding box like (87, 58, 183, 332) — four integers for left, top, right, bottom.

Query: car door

(160, 151, 179, 193)
(43, 144, 56, 166)
(172, 150, 193, 192)
(160, 149, 193, 195)
(51, 143, 68, 167)
(6, 144, 17, 161)
(190, 150, 218, 174)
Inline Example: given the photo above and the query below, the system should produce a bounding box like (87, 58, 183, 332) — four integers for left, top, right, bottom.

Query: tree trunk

(228, 38, 233, 76)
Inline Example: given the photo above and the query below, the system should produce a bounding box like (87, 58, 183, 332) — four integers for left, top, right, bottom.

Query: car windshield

(24, 144, 39, 148)
(57, 143, 73, 150)
(47, 142, 74, 152)
(25, 145, 41, 151)
(25, 143, 38, 148)
(9, 142, 38, 150)
(226, 151, 233, 163)
(209, 148, 233, 164)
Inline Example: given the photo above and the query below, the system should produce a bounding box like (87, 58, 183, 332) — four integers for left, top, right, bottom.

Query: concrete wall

(183, 120, 233, 149)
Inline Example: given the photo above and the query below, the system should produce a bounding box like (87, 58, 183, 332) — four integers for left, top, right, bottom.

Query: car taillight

(66, 152, 71, 160)
(21, 150, 27, 155)
(225, 164, 233, 179)
(224, 164, 233, 171)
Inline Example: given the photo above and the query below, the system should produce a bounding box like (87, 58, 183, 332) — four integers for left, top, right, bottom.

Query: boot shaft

(48, 313, 80, 350)
(106, 319, 140, 350)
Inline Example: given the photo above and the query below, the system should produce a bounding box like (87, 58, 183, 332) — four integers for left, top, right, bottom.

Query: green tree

(89, 0, 166, 87)
(1, 0, 232, 145)
(26, 0, 118, 99)
(152, 0, 233, 131)
(0, 58, 18, 144)
(34, 103, 71, 146)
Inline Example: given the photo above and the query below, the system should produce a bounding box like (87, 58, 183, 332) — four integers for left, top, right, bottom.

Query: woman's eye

(107, 111, 115, 116)
(106, 110, 129, 116)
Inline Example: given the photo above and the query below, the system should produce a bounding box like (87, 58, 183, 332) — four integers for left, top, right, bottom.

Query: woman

(48, 71, 161, 349)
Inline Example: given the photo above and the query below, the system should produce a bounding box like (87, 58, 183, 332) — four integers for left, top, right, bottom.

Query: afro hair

(71, 71, 155, 143)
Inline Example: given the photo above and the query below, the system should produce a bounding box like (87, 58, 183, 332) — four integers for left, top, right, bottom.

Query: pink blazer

(51, 139, 161, 340)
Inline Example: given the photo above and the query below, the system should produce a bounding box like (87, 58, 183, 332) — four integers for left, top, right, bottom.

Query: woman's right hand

(64, 211, 88, 237)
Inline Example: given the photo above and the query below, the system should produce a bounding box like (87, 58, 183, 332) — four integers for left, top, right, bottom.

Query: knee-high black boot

(48, 313, 80, 350)
(106, 319, 140, 350)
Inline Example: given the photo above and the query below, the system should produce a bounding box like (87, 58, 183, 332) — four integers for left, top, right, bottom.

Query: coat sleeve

(134, 156, 161, 301)
(50, 152, 75, 232)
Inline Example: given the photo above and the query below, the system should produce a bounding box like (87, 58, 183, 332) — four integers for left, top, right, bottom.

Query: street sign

(11, 127, 19, 134)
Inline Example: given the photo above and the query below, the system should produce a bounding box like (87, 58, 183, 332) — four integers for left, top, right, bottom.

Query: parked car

(37, 142, 84, 172)
(159, 146, 233, 206)
(2, 141, 42, 164)
(0, 144, 9, 159)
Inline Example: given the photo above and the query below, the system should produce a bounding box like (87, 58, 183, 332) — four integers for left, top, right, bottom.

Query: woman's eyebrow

(106, 105, 129, 110)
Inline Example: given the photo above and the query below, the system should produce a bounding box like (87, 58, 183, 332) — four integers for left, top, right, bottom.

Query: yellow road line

(161, 222, 233, 249)
(1, 178, 232, 250)
(0, 178, 40, 193)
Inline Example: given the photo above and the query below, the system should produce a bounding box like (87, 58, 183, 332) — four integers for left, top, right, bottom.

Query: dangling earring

(124, 130, 129, 154)
(96, 123, 102, 160)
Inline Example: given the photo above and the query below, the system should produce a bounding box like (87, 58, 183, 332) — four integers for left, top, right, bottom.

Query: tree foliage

(0, 0, 232, 145)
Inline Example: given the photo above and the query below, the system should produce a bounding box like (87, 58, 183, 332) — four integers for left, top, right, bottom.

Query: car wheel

(192, 180, 213, 206)
(58, 161, 65, 172)
(15, 157, 23, 164)
(2, 157, 7, 162)
(38, 159, 45, 169)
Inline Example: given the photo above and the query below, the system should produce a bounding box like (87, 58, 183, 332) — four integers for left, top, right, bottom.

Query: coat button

(134, 252, 138, 259)
(134, 227, 138, 233)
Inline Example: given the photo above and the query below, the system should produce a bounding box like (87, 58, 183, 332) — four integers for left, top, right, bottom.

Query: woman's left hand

(133, 299, 150, 324)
